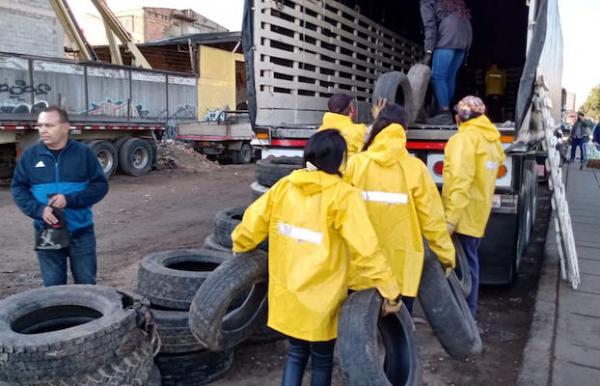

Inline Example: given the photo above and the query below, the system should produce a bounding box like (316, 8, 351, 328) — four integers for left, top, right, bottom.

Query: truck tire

(255, 156, 303, 187)
(119, 138, 154, 176)
(0, 285, 154, 383)
(214, 207, 268, 251)
(337, 289, 422, 386)
(189, 251, 268, 351)
(407, 64, 432, 124)
(452, 235, 472, 297)
(372, 71, 416, 124)
(152, 307, 203, 354)
(203, 234, 232, 253)
(418, 253, 482, 359)
(88, 140, 118, 178)
(250, 181, 269, 200)
(231, 142, 253, 164)
(155, 350, 233, 386)
(147, 364, 162, 386)
(137, 249, 231, 310)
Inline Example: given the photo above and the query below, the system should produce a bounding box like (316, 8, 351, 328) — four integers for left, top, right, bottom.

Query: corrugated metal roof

(145, 31, 241, 46)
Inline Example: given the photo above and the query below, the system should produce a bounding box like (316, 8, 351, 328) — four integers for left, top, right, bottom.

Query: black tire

(407, 64, 432, 124)
(250, 181, 269, 201)
(245, 323, 285, 345)
(119, 137, 154, 176)
(232, 142, 254, 164)
(337, 289, 422, 386)
(418, 253, 482, 359)
(189, 251, 269, 351)
(155, 350, 233, 386)
(214, 207, 268, 252)
(88, 140, 118, 178)
(113, 136, 132, 153)
(147, 364, 162, 386)
(372, 71, 416, 124)
(152, 307, 204, 354)
(203, 234, 232, 253)
(137, 249, 232, 310)
(0, 285, 153, 383)
(255, 156, 303, 187)
(452, 235, 472, 298)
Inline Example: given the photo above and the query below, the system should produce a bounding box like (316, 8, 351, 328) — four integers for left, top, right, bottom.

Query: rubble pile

(157, 140, 220, 172)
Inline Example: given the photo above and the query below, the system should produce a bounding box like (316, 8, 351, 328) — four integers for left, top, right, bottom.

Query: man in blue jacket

(11, 106, 108, 286)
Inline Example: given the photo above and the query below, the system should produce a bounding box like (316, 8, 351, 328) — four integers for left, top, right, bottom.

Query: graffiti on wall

(0, 80, 52, 102)
(0, 100, 49, 114)
(204, 106, 229, 122)
(85, 99, 150, 118)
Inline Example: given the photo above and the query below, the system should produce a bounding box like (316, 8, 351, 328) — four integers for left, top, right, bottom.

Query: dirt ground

(0, 166, 551, 386)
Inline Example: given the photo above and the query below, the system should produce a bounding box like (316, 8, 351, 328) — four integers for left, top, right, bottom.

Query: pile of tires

(248, 156, 303, 200)
(0, 285, 157, 386)
(136, 248, 235, 386)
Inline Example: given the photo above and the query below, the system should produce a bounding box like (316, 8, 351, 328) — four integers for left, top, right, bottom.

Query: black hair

(41, 106, 69, 123)
(303, 129, 347, 176)
(363, 104, 407, 151)
(328, 93, 353, 115)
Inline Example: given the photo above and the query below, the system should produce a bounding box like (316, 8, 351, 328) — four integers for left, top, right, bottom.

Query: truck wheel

(372, 71, 416, 124)
(137, 249, 232, 310)
(155, 349, 233, 386)
(88, 140, 118, 178)
(189, 251, 268, 351)
(119, 138, 153, 176)
(255, 156, 303, 187)
(418, 252, 482, 359)
(337, 289, 422, 386)
(0, 285, 153, 383)
(232, 143, 253, 164)
(452, 235, 472, 297)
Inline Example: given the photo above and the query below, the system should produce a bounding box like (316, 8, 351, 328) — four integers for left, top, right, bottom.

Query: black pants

(281, 337, 336, 386)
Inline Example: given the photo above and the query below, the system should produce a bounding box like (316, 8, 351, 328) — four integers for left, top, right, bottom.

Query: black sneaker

(426, 112, 454, 125)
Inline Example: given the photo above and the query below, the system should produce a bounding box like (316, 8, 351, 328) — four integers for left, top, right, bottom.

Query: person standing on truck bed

(420, 0, 473, 125)
(232, 130, 401, 386)
(11, 106, 108, 286)
(344, 104, 456, 314)
(442, 96, 505, 319)
(318, 93, 386, 158)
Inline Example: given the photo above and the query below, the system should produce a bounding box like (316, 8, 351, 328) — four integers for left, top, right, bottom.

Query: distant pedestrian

(569, 112, 589, 168)
(11, 106, 108, 286)
(442, 96, 505, 319)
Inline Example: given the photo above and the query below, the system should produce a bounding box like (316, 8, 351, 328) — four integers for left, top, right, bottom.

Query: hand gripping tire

(337, 289, 422, 386)
(372, 71, 416, 125)
(0, 285, 155, 383)
(418, 252, 482, 359)
(452, 235, 472, 297)
(189, 250, 269, 351)
(136, 249, 232, 310)
(255, 156, 303, 187)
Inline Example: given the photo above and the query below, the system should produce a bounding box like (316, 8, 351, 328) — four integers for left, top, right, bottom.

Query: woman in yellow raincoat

(232, 129, 401, 386)
(345, 104, 455, 313)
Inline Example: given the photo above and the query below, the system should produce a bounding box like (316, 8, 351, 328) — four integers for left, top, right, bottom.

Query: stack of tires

(136, 249, 235, 386)
(0, 285, 158, 386)
(249, 156, 303, 200)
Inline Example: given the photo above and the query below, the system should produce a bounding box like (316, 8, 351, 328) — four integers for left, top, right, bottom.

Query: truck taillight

(433, 161, 444, 176)
(256, 132, 269, 139)
(497, 165, 508, 178)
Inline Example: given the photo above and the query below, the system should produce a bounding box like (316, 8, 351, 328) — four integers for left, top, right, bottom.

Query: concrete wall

(0, 0, 64, 57)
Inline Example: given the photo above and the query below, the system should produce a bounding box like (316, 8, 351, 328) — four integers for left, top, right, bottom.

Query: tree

(581, 84, 600, 121)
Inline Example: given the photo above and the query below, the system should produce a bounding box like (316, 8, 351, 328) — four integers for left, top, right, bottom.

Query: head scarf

(455, 96, 486, 121)
(440, 0, 471, 18)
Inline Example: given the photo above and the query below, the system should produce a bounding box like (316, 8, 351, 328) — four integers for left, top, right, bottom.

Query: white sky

(70, 0, 599, 108)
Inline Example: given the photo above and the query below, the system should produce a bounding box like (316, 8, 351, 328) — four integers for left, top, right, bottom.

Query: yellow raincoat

(232, 169, 400, 342)
(345, 124, 455, 297)
(318, 112, 367, 157)
(442, 115, 506, 238)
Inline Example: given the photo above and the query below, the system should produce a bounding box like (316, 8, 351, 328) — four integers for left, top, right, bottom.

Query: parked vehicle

(241, 0, 563, 284)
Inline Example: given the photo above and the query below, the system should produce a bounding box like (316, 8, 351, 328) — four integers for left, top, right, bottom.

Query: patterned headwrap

(441, 0, 471, 18)
(454, 96, 486, 121)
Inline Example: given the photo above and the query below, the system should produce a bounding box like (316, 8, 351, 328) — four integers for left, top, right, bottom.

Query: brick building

(0, 0, 64, 57)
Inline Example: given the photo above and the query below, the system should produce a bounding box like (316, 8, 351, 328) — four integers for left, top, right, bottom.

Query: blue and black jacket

(11, 140, 109, 233)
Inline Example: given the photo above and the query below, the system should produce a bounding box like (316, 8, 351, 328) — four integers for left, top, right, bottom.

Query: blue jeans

(456, 233, 481, 319)
(570, 137, 587, 163)
(281, 337, 335, 386)
(431, 48, 466, 110)
(36, 227, 97, 286)
(403, 296, 415, 315)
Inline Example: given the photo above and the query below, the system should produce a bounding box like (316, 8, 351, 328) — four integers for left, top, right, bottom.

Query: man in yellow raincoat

(442, 96, 505, 318)
(345, 104, 455, 313)
(232, 129, 401, 386)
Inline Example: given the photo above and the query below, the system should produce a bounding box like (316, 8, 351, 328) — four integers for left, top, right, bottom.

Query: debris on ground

(157, 140, 220, 172)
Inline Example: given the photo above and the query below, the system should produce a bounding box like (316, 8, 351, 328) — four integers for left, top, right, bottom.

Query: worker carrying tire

(442, 96, 505, 319)
(344, 103, 456, 314)
(420, 0, 473, 125)
(231, 129, 401, 386)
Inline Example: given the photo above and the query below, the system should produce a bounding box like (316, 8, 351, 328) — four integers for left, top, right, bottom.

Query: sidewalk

(519, 163, 600, 385)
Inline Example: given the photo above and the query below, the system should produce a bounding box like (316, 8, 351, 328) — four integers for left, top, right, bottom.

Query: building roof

(146, 31, 241, 46)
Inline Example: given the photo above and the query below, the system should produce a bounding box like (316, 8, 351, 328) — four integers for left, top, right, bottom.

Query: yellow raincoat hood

(442, 115, 506, 238)
(232, 169, 400, 341)
(345, 124, 455, 296)
(318, 112, 367, 157)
